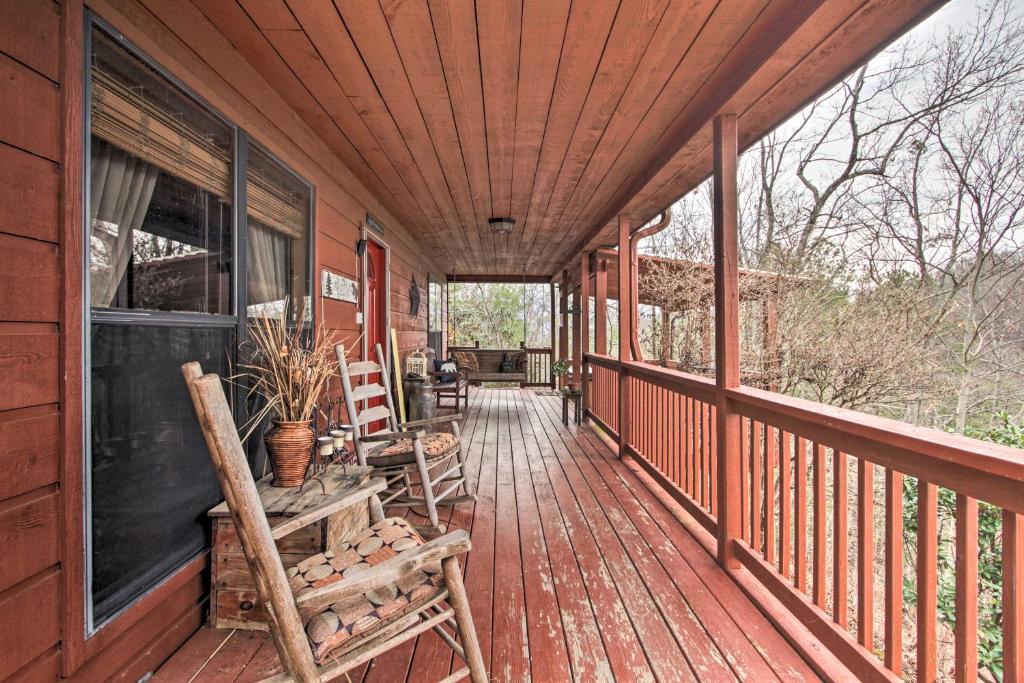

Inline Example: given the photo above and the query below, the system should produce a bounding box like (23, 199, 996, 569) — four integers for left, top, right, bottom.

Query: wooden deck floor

(155, 388, 820, 682)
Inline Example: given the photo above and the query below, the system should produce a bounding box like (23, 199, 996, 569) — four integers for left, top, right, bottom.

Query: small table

(207, 463, 373, 630)
(562, 387, 583, 425)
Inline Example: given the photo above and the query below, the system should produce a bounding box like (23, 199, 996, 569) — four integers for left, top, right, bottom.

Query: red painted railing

(584, 352, 1024, 683)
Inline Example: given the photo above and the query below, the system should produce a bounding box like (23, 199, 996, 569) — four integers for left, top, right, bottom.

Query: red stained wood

(0, 52, 59, 161)
(0, 569, 60, 680)
(954, 494, 978, 683)
(161, 388, 823, 682)
(794, 437, 808, 593)
(884, 470, 903, 675)
(0, 404, 59, 501)
(0, 324, 59, 412)
(0, 489, 59, 593)
(859, 459, 875, 650)
(916, 480, 937, 682)
(779, 431, 792, 579)
(0, 143, 59, 243)
(0, 233, 60, 322)
(0, 0, 60, 81)
(812, 443, 826, 609)
(833, 450, 848, 629)
(1004, 511, 1024, 683)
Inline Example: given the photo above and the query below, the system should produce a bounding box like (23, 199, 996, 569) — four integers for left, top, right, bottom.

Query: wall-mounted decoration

(321, 269, 358, 303)
(409, 276, 421, 316)
(365, 213, 385, 236)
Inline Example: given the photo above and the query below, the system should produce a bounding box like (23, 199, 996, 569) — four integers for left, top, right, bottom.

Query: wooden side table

(562, 387, 583, 425)
(207, 464, 373, 630)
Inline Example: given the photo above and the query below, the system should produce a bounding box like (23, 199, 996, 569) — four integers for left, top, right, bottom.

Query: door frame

(360, 226, 391, 363)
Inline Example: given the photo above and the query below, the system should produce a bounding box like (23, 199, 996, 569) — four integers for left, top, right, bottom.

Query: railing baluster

(954, 494, 977, 683)
(917, 480, 937, 682)
(741, 417, 750, 542)
(752, 420, 763, 553)
(1005, 510, 1024, 683)
(813, 442, 826, 608)
(885, 469, 903, 675)
(780, 430, 792, 578)
(765, 425, 777, 566)
(795, 437, 808, 593)
(834, 450, 849, 629)
(710, 404, 718, 516)
(858, 459, 873, 649)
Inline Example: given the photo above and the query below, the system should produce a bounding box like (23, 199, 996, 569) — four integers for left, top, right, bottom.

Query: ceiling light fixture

(487, 217, 516, 234)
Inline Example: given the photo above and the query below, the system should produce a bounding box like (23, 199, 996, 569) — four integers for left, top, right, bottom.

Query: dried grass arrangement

(239, 302, 340, 486)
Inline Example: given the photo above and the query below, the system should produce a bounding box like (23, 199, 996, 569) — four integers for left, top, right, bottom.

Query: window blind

(90, 66, 307, 239)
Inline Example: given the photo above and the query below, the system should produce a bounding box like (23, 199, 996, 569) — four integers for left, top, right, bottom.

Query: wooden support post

(660, 308, 671, 364)
(713, 114, 741, 570)
(618, 215, 632, 456)
(549, 282, 556, 388)
(558, 271, 569, 388)
(762, 298, 779, 391)
(595, 257, 608, 355)
(571, 285, 582, 390)
(580, 252, 591, 412)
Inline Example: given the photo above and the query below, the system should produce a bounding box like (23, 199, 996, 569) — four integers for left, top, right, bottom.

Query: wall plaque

(321, 269, 358, 303)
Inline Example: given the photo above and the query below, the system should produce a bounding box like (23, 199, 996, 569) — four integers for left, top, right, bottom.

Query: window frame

(80, 11, 315, 640)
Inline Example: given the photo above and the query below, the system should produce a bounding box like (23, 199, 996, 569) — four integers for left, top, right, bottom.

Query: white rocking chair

(336, 342, 475, 536)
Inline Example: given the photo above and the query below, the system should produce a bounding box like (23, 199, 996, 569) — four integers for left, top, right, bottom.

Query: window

(246, 144, 311, 322)
(428, 277, 444, 354)
(85, 19, 313, 630)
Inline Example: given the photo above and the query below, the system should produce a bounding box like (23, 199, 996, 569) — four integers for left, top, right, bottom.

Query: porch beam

(617, 215, 632, 455)
(713, 113, 741, 570)
(571, 284, 582, 389)
(446, 274, 553, 284)
(594, 257, 608, 355)
(569, 0, 824, 258)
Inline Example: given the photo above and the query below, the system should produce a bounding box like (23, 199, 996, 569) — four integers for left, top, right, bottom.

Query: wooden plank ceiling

(195, 0, 944, 279)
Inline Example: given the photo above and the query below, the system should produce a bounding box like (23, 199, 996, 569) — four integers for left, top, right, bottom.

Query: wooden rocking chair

(182, 362, 487, 683)
(336, 342, 475, 536)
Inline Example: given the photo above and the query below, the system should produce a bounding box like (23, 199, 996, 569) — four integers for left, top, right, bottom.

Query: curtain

(89, 142, 159, 308)
(247, 220, 289, 315)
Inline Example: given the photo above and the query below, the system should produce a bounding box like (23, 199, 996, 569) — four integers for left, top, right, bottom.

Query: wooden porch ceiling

(195, 0, 944, 278)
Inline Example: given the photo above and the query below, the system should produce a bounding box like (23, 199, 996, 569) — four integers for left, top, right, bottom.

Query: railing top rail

(585, 351, 1024, 512)
(727, 385, 1024, 510)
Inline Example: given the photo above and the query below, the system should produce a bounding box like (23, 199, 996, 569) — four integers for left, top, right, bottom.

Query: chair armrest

(361, 429, 424, 443)
(403, 415, 463, 428)
(295, 529, 472, 612)
(269, 478, 387, 540)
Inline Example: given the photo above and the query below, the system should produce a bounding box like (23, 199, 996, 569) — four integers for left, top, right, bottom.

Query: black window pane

(89, 28, 233, 314)
(89, 324, 230, 623)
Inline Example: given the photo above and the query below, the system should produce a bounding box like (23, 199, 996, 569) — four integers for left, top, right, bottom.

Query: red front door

(364, 240, 388, 430)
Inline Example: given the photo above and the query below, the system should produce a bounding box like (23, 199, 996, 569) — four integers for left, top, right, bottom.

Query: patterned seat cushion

(366, 431, 458, 466)
(289, 517, 444, 664)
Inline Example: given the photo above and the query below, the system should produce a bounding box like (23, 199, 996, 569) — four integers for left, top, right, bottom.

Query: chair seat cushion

(366, 431, 459, 466)
(289, 517, 444, 664)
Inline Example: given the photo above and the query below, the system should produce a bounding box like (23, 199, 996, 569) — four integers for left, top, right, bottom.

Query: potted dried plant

(241, 305, 337, 487)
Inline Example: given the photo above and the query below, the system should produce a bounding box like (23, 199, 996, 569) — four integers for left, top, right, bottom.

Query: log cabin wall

(0, 0, 445, 680)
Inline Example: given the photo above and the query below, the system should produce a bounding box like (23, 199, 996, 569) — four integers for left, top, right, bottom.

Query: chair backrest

(181, 363, 319, 680)
(336, 342, 401, 466)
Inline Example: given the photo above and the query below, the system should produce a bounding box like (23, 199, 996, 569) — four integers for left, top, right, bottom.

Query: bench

(451, 347, 528, 385)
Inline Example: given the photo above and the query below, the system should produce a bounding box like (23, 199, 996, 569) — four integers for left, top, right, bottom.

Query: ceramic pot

(264, 420, 315, 487)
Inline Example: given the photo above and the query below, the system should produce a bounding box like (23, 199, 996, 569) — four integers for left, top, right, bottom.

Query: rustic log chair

(181, 363, 487, 683)
(336, 343, 475, 536)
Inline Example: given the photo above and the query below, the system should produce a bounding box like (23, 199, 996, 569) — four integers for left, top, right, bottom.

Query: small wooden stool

(562, 387, 583, 425)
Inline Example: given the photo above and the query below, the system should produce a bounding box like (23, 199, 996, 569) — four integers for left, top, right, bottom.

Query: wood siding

(0, 0, 442, 679)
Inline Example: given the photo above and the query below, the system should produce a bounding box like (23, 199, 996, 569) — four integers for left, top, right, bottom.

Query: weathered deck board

(155, 388, 821, 682)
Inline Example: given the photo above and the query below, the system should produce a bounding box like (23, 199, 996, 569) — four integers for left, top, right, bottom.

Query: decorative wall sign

(409, 276, 421, 316)
(365, 213, 385, 236)
(321, 269, 358, 303)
